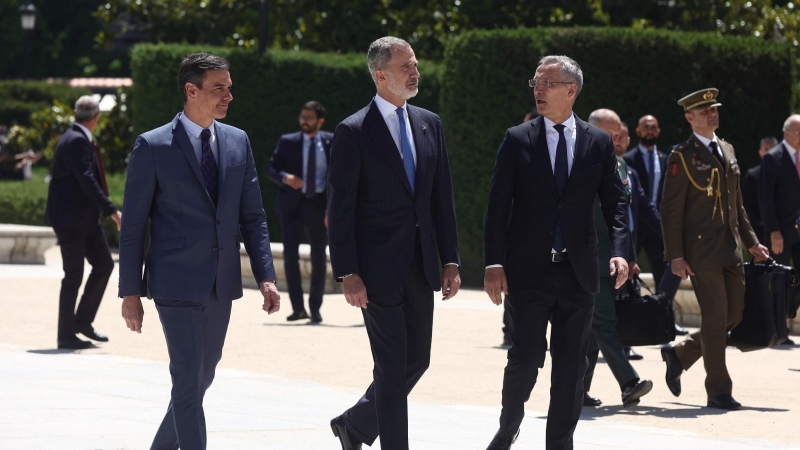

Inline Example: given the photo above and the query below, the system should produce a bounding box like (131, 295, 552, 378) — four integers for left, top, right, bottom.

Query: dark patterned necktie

(306, 136, 317, 199)
(553, 124, 568, 252)
(396, 107, 416, 195)
(709, 141, 725, 167)
(200, 128, 219, 205)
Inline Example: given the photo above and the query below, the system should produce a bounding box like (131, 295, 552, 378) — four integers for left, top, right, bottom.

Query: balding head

(783, 114, 800, 149)
(636, 114, 660, 148)
(588, 109, 622, 149)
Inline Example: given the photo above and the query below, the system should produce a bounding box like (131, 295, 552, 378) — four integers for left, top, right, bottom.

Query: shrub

(0, 81, 90, 127)
(441, 27, 795, 285)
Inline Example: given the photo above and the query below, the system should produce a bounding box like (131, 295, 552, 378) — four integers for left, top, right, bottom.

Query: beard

(640, 136, 657, 146)
(387, 73, 419, 100)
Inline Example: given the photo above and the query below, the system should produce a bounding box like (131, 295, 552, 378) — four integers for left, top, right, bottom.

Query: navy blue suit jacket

(327, 100, 460, 294)
(45, 125, 117, 228)
(265, 130, 332, 213)
(627, 167, 662, 249)
(118, 114, 276, 302)
(484, 115, 629, 294)
(759, 143, 800, 246)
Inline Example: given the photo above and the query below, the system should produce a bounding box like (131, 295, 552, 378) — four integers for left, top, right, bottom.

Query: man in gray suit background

(118, 53, 280, 450)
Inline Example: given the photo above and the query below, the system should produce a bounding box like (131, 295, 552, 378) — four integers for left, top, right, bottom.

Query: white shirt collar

(543, 113, 575, 133)
(179, 111, 216, 139)
(74, 122, 93, 143)
(638, 143, 658, 153)
(374, 94, 407, 119)
(693, 132, 718, 149)
(783, 139, 798, 156)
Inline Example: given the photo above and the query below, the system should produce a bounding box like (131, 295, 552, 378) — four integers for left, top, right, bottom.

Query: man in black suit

(760, 116, 800, 267)
(744, 136, 777, 244)
(266, 101, 332, 323)
(327, 37, 461, 450)
(45, 96, 122, 349)
(483, 56, 629, 450)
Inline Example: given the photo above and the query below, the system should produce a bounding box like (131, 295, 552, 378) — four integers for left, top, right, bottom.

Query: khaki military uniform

(661, 133, 759, 396)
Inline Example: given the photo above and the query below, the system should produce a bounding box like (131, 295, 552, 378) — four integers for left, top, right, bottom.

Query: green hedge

(0, 81, 91, 127)
(131, 44, 441, 243)
(0, 168, 125, 248)
(441, 27, 795, 285)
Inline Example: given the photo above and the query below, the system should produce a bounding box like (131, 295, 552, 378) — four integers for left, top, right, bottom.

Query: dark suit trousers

(638, 229, 668, 286)
(584, 277, 639, 393)
(278, 195, 327, 314)
(53, 220, 114, 340)
(341, 234, 433, 450)
(499, 262, 594, 450)
(150, 295, 232, 450)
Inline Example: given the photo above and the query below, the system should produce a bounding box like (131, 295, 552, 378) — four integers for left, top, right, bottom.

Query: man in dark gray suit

(483, 56, 629, 450)
(118, 53, 280, 450)
(327, 36, 461, 450)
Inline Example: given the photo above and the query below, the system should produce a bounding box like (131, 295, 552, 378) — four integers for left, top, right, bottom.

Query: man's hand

(343, 274, 368, 309)
(122, 295, 144, 333)
(750, 243, 770, 262)
(629, 261, 641, 281)
(770, 231, 784, 255)
(484, 267, 508, 306)
(671, 258, 695, 280)
(111, 211, 122, 231)
(260, 281, 280, 314)
(283, 173, 304, 190)
(609, 257, 629, 289)
(441, 265, 461, 300)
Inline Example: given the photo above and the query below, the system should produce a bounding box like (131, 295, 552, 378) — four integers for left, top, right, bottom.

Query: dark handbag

(614, 276, 677, 347)
(730, 259, 795, 351)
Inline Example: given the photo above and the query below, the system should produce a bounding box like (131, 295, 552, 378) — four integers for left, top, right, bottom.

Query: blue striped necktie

(200, 128, 219, 205)
(396, 107, 416, 195)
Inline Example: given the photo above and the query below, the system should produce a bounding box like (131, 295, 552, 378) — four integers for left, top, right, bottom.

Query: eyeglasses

(528, 78, 573, 89)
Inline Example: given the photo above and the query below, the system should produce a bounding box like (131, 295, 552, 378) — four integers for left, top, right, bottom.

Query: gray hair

(74, 95, 100, 122)
(783, 114, 800, 131)
(367, 36, 411, 86)
(538, 55, 583, 97)
(588, 108, 620, 127)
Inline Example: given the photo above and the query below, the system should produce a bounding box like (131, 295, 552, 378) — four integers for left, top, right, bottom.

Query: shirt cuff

(485, 264, 503, 269)
(444, 263, 459, 267)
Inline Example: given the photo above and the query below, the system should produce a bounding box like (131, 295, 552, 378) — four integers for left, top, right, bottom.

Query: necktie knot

(554, 124, 566, 135)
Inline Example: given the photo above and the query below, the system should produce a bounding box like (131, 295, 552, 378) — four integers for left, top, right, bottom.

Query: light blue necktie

(396, 107, 416, 195)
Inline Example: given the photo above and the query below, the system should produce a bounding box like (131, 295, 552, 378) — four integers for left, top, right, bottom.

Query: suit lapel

(365, 101, 414, 197)
(216, 122, 229, 199)
(527, 116, 558, 199)
(407, 106, 428, 195)
(172, 117, 216, 210)
(779, 144, 800, 184)
(633, 148, 650, 193)
(688, 134, 719, 168)
(562, 116, 592, 198)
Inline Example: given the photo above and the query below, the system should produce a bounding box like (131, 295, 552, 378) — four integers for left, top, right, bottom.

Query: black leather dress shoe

(624, 347, 643, 360)
(583, 392, 602, 407)
(330, 415, 362, 450)
(487, 429, 519, 449)
(621, 379, 653, 408)
(661, 344, 683, 397)
(707, 394, 742, 410)
(57, 337, 94, 350)
(286, 310, 309, 322)
(501, 335, 512, 349)
(779, 337, 795, 346)
(310, 312, 322, 324)
(675, 323, 689, 336)
(75, 324, 109, 342)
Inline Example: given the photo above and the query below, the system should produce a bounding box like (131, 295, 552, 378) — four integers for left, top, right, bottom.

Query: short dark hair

(177, 53, 230, 103)
(302, 101, 326, 119)
(760, 136, 778, 146)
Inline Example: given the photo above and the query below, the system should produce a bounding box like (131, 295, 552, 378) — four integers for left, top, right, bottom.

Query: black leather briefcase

(614, 277, 677, 347)
(730, 259, 795, 351)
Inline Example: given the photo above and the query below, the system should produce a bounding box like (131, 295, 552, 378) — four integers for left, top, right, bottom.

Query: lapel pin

(422, 125, 427, 132)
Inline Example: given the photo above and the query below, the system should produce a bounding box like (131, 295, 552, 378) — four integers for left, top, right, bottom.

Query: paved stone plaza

(1, 248, 798, 449)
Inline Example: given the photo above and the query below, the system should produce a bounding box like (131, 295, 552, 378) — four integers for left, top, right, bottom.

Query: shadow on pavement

(578, 402, 788, 420)
(262, 323, 364, 329)
(26, 348, 90, 355)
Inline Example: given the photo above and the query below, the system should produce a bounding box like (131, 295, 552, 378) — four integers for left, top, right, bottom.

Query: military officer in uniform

(660, 88, 769, 410)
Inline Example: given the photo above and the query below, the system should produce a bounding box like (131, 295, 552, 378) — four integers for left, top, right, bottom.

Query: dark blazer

(484, 115, 629, 294)
(45, 125, 117, 228)
(327, 100, 460, 294)
(118, 114, 276, 302)
(628, 166, 662, 248)
(265, 130, 333, 211)
(624, 145, 668, 209)
(742, 165, 762, 231)
(759, 143, 800, 246)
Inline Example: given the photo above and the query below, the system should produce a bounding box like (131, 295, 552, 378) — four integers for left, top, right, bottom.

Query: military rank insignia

(670, 162, 680, 177)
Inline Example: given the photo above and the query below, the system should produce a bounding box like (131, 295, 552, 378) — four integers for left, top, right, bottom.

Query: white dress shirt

(374, 94, 417, 167)
(638, 143, 661, 204)
(74, 122, 93, 143)
(177, 112, 219, 165)
(693, 132, 720, 160)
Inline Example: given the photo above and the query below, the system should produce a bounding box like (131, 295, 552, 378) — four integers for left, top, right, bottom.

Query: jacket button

(217, 219, 222, 224)
(698, 235, 702, 239)
(213, 246, 218, 252)
(549, 231, 554, 236)
(558, 205, 563, 210)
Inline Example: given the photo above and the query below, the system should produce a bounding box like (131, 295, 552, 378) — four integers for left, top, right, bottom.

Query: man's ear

(684, 112, 693, 125)
(318, 118, 326, 128)
(375, 70, 386, 84)
(185, 82, 198, 100)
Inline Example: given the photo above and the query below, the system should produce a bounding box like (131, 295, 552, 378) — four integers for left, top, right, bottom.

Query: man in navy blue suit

(327, 37, 461, 450)
(118, 53, 280, 450)
(483, 56, 629, 450)
(266, 101, 332, 323)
